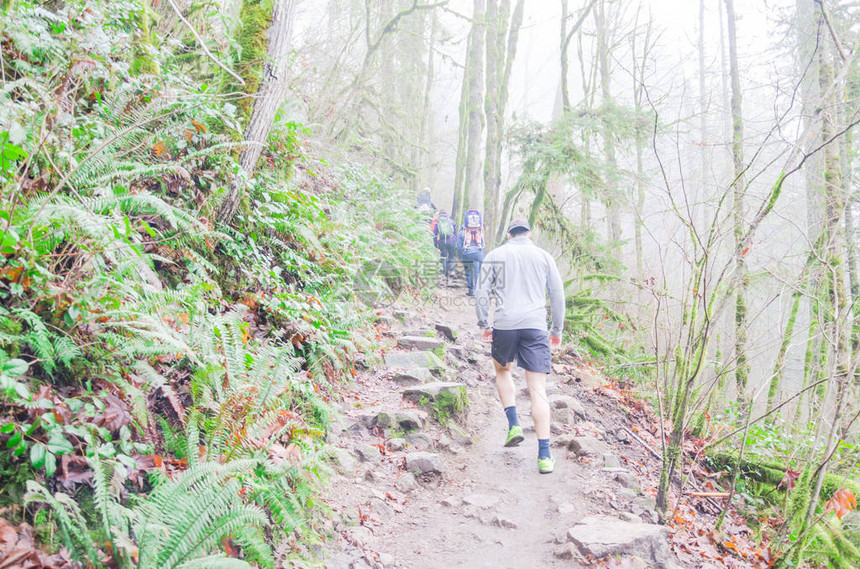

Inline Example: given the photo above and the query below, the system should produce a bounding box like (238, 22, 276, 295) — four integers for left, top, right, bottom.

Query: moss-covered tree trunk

(131, 0, 159, 75)
(804, 41, 850, 529)
(725, 0, 749, 408)
(766, 289, 802, 419)
(216, 0, 296, 225)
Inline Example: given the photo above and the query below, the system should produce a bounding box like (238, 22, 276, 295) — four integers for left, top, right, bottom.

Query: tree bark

(725, 0, 749, 405)
(464, 0, 486, 214)
(483, 0, 523, 247)
(596, 0, 621, 244)
(560, 0, 598, 114)
(216, 0, 296, 225)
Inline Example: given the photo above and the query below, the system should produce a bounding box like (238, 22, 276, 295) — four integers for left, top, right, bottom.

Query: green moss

(431, 390, 468, 426)
(232, 0, 273, 124)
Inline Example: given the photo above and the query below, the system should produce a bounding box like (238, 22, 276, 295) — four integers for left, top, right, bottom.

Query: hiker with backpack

(459, 209, 485, 296)
(416, 188, 436, 214)
(433, 211, 458, 278)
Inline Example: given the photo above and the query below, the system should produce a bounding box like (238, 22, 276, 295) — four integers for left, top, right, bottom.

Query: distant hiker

(416, 188, 436, 214)
(433, 211, 458, 278)
(459, 209, 485, 296)
(475, 219, 565, 474)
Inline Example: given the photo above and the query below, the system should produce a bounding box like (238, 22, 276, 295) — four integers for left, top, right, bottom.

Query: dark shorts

(491, 329, 551, 373)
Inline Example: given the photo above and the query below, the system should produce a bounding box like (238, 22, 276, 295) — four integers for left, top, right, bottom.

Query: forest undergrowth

(0, 2, 435, 567)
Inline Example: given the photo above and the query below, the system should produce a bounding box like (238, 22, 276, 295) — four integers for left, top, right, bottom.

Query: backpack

(436, 215, 456, 242)
(462, 209, 484, 249)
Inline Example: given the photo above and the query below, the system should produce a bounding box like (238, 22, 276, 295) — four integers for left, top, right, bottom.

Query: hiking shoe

(504, 425, 524, 447)
(538, 457, 555, 474)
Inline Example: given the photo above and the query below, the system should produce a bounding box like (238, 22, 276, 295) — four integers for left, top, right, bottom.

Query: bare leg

(493, 359, 516, 408)
(525, 371, 550, 439)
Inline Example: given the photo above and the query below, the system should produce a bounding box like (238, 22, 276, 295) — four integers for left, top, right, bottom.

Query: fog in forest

(1, 0, 858, 566)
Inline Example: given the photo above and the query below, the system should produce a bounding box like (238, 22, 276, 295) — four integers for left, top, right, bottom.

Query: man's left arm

(546, 255, 566, 339)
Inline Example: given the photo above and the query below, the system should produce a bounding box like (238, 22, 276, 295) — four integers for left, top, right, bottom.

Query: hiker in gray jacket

(475, 219, 565, 474)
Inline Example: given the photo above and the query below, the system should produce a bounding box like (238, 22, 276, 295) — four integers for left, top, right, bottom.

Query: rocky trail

(314, 281, 747, 569)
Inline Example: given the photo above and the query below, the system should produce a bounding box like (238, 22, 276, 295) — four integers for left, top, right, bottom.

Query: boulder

(328, 447, 357, 474)
(567, 516, 676, 569)
(385, 351, 445, 372)
(394, 411, 424, 431)
(549, 394, 587, 419)
(616, 471, 640, 490)
(406, 432, 433, 451)
(388, 438, 406, 452)
(403, 382, 468, 422)
(395, 474, 417, 493)
(569, 368, 603, 389)
(374, 411, 397, 429)
(403, 329, 434, 337)
(603, 454, 621, 468)
(551, 407, 577, 428)
(403, 382, 467, 404)
(447, 422, 473, 446)
(570, 436, 612, 457)
(391, 367, 432, 386)
(405, 451, 443, 475)
(448, 345, 468, 360)
(397, 336, 444, 351)
(354, 443, 381, 465)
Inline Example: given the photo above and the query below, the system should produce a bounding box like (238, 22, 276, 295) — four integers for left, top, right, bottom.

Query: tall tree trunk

(418, 13, 438, 193)
(483, 0, 503, 242)
(804, 39, 849, 528)
(452, 0, 486, 220)
(484, 0, 524, 247)
(631, 5, 653, 279)
(560, 0, 598, 114)
(795, 0, 825, 429)
(465, 0, 487, 214)
(697, 0, 708, 232)
(596, 0, 621, 244)
(725, 0, 749, 406)
(216, 0, 296, 225)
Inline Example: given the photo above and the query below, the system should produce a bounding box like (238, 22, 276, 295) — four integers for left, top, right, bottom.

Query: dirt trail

(317, 282, 679, 569)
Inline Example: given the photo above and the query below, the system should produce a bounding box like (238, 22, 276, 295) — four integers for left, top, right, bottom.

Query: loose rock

(329, 447, 358, 474)
(397, 336, 444, 351)
(616, 471, 640, 490)
(405, 451, 443, 475)
(570, 436, 612, 457)
(406, 432, 433, 451)
(492, 516, 518, 529)
(388, 438, 406, 452)
(391, 368, 432, 385)
(384, 351, 445, 371)
(447, 422, 473, 446)
(549, 394, 587, 418)
(354, 443, 381, 465)
(568, 368, 603, 389)
(567, 516, 676, 568)
(394, 411, 424, 431)
(395, 474, 417, 493)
